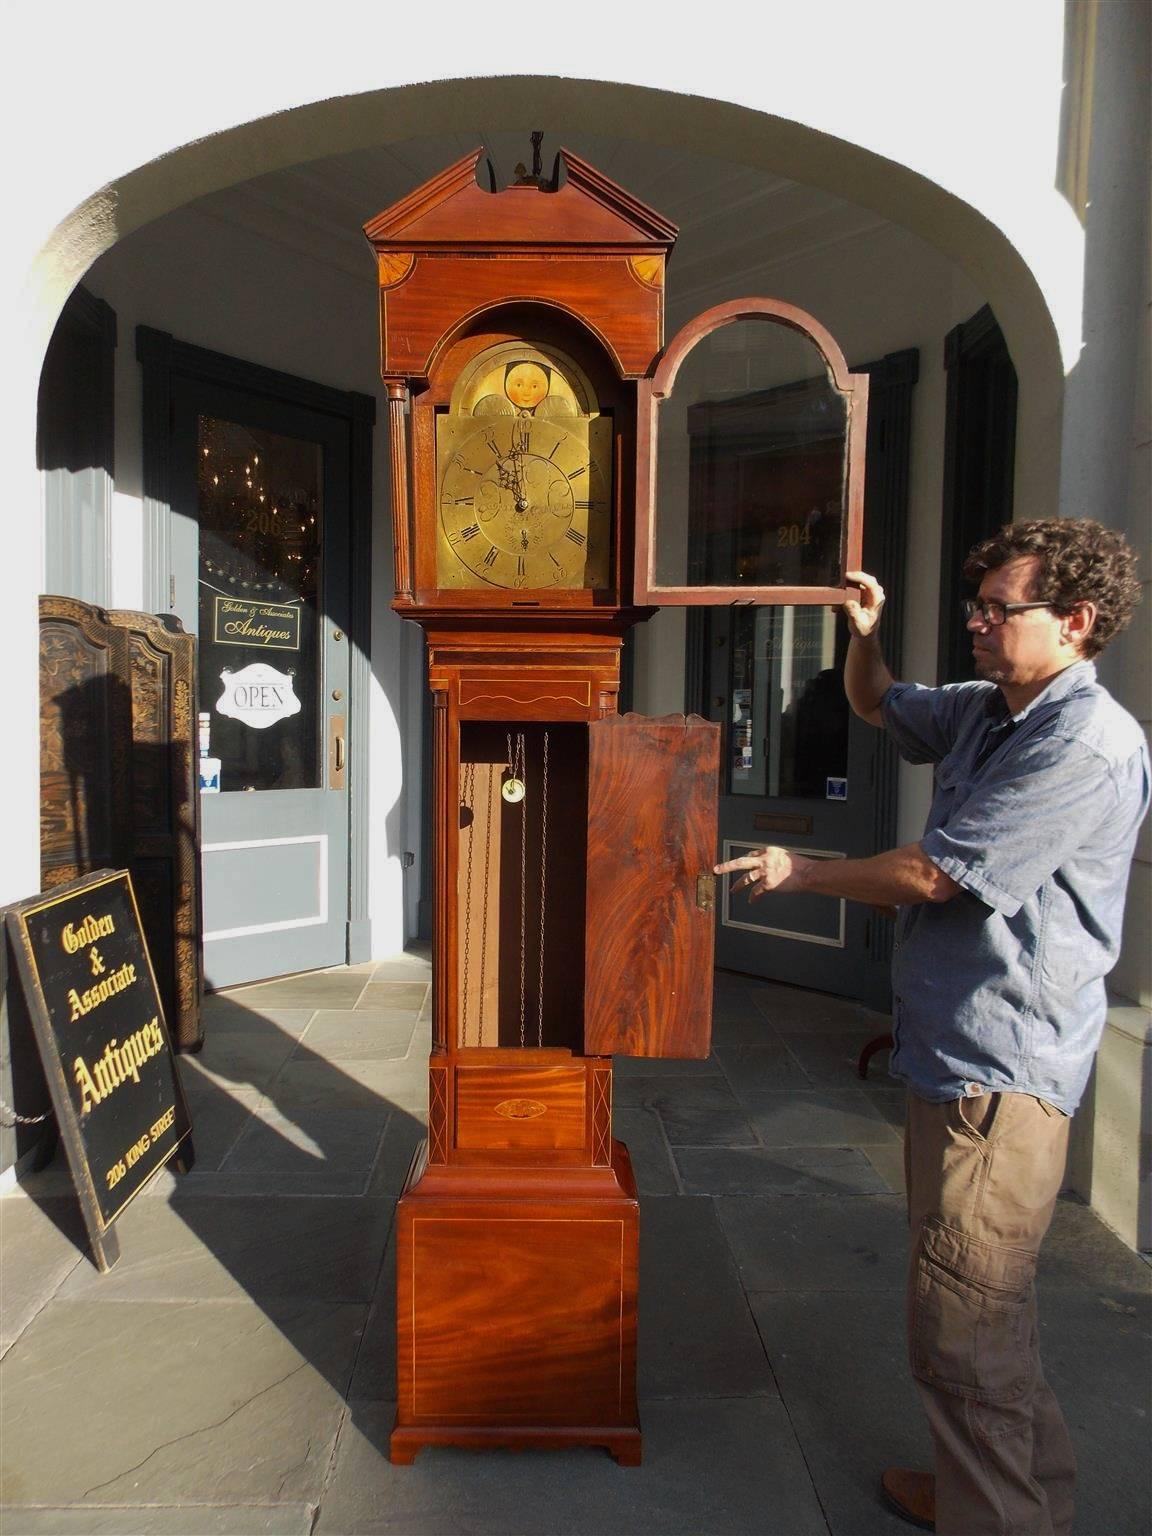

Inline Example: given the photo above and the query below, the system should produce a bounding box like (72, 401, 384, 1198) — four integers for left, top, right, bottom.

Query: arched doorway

(26, 86, 1069, 996)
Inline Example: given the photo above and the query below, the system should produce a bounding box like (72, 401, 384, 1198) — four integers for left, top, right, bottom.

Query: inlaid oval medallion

(494, 1098, 548, 1121)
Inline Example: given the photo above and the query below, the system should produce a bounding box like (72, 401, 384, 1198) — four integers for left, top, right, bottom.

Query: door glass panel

(728, 605, 847, 799)
(656, 318, 848, 589)
(196, 416, 323, 791)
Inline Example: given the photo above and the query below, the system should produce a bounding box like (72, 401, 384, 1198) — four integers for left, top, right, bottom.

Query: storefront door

(137, 329, 374, 991)
(172, 383, 352, 986)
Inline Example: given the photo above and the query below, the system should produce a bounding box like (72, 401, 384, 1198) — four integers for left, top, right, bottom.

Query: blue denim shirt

(882, 661, 1149, 1113)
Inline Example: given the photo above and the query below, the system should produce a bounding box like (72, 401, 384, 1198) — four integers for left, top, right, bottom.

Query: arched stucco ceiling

(44, 78, 1063, 402)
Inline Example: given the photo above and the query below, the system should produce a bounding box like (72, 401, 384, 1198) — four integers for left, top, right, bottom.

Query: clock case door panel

(584, 713, 720, 1059)
(443, 696, 718, 1068)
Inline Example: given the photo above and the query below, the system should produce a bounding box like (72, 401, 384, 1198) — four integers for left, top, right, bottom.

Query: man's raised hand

(843, 571, 886, 639)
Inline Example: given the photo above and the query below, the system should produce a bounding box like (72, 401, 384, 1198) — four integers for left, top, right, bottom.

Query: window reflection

(728, 606, 848, 800)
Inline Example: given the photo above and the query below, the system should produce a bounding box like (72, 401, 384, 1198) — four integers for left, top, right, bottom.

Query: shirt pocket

(911, 1217, 1035, 1404)
(928, 754, 968, 825)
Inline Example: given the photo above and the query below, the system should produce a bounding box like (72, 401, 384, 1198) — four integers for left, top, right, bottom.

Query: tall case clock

(364, 146, 868, 1464)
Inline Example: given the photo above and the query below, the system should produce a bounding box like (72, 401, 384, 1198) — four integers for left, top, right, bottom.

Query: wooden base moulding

(390, 1139, 641, 1465)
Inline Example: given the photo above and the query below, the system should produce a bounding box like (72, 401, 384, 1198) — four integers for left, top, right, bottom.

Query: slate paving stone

(613, 1107, 680, 1195)
(862, 1141, 907, 1195)
(857, 1080, 906, 1128)
(151, 1085, 258, 1173)
(297, 1009, 419, 1061)
(749, 982, 890, 1035)
(55, 1195, 393, 1304)
(675, 1144, 890, 1197)
(615, 1075, 757, 1147)
(738, 1086, 901, 1147)
(4, 957, 1146, 1536)
(220, 1105, 389, 1182)
(171, 1167, 372, 1198)
(708, 1008, 783, 1046)
(1040, 1192, 1152, 1298)
(0, 1198, 85, 1352)
(198, 997, 316, 1036)
(354, 982, 430, 1012)
(714, 1040, 813, 1093)
(612, 1051, 721, 1079)
(0, 1299, 362, 1508)
(709, 991, 773, 1026)
(347, 1231, 397, 1401)
(638, 1195, 776, 1397)
(1036, 1282, 1152, 1536)
(372, 957, 432, 983)
(176, 1028, 298, 1095)
(366, 1113, 428, 1198)
(316, 1397, 827, 1536)
(715, 1193, 908, 1292)
(269, 1057, 428, 1114)
(776, 1028, 885, 1084)
(747, 1288, 929, 1536)
(224, 974, 367, 1011)
(0, 1507, 314, 1534)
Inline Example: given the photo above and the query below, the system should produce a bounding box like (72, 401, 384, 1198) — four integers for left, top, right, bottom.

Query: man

(716, 519, 1148, 1536)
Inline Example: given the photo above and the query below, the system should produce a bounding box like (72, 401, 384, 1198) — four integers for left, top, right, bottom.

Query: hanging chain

(503, 731, 526, 803)
(460, 760, 475, 1048)
(0, 1095, 53, 1127)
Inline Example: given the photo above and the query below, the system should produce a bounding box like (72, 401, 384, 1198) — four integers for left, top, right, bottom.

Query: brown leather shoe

(880, 1467, 936, 1531)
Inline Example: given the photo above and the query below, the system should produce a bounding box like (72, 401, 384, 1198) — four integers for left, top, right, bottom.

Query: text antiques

(6, 869, 194, 1271)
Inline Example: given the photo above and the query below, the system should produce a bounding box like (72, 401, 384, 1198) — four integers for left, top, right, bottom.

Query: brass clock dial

(439, 414, 611, 590)
(435, 344, 613, 592)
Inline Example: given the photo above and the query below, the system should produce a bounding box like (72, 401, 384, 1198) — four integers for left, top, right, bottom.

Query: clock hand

(508, 445, 531, 515)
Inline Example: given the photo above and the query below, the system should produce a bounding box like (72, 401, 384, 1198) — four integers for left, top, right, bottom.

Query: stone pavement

(2, 957, 1149, 1536)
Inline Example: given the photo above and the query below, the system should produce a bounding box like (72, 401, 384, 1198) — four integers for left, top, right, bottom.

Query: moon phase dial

(438, 414, 612, 591)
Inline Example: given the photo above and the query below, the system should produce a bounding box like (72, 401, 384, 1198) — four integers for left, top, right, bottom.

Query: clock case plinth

(365, 152, 718, 1465)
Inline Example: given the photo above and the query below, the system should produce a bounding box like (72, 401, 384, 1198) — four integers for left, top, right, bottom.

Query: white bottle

(198, 710, 221, 793)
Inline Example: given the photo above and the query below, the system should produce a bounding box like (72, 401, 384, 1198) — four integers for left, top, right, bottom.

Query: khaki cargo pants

(905, 1090, 1075, 1536)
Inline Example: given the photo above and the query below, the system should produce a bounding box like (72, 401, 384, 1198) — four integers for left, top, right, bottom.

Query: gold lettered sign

(213, 595, 301, 651)
(5, 870, 194, 1271)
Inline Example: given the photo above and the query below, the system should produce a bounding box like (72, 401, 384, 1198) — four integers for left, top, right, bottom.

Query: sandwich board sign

(5, 869, 194, 1270)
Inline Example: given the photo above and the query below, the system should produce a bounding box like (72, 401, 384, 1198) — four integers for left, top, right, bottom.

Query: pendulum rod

(512, 733, 528, 1047)
(460, 760, 475, 1048)
(477, 763, 493, 1048)
(537, 731, 549, 1048)
(501, 729, 549, 1050)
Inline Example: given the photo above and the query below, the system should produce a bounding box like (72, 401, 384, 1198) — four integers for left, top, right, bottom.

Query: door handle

(329, 713, 346, 789)
(696, 873, 716, 913)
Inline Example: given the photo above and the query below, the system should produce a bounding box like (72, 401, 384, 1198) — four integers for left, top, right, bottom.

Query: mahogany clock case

(364, 148, 861, 1466)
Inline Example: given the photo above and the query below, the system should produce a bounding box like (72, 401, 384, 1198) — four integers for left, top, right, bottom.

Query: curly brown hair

(964, 518, 1142, 658)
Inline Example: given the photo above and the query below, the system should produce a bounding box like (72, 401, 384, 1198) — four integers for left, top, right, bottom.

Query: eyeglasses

(961, 599, 1055, 627)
